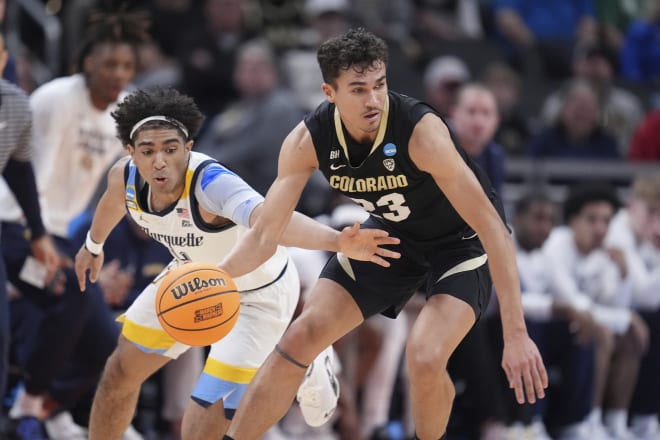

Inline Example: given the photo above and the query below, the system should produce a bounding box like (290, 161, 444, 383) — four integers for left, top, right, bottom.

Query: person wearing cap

(605, 174, 660, 440)
(423, 55, 471, 118)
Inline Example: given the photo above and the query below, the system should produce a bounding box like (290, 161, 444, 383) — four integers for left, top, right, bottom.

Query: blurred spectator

(449, 83, 506, 195)
(1, 8, 147, 440)
(281, 0, 352, 112)
(482, 62, 531, 156)
(629, 110, 660, 161)
(544, 183, 648, 440)
(423, 55, 470, 118)
(596, 0, 647, 52)
(494, 0, 598, 79)
(351, 0, 412, 45)
(413, 0, 484, 47)
(620, 2, 660, 87)
(196, 38, 304, 195)
(540, 42, 645, 155)
(176, 0, 256, 119)
(194, 38, 331, 216)
(604, 174, 660, 440)
(526, 79, 621, 159)
(132, 40, 181, 90)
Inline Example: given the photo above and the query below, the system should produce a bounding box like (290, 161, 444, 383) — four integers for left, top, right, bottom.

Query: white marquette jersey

(605, 209, 660, 310)
(543, 226, 633, 333)
(6, 74, 126, 236)
(124, 151, 289, 292)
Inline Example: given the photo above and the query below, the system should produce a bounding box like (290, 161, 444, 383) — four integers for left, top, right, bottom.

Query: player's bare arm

(220, 123, 400, 277)
(74, 157, 132, 291)
(409, 113, 548, 404)
(219, 122, 316, 278)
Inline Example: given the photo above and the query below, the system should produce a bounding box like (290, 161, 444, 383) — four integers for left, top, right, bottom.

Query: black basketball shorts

(320, 222, 493, 320)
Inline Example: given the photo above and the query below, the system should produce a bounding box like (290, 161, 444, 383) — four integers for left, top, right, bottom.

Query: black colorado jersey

(305, 90, 500, 248)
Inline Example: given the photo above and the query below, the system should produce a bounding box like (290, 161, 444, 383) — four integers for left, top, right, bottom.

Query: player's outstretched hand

(74, 245, 105, 292)
(337, 222, 401, 267)
(502, 333, 548, 404)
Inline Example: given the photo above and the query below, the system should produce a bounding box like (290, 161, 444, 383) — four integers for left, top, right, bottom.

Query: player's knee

(405, 341, 450, 379)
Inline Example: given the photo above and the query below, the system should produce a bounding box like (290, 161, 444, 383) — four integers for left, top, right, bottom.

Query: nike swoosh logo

(330, 163, 346, 170)
(462, 232, 477, 240)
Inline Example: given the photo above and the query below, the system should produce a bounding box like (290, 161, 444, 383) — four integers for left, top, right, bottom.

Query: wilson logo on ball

(170, 276, 228, 299)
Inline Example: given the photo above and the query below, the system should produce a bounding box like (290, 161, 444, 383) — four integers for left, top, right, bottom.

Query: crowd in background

(1, 0, 660, 439)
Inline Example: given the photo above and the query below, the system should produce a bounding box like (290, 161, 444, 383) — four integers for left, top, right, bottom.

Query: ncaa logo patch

(383, 143, 397, 157)
(383, 158, 395, 172)
(125, 186, 136, 200)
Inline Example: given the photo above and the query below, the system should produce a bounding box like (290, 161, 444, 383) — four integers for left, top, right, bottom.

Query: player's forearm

(279, 212, 340, 252)
(88, 193, 127, 244)
(481, 226, 527, 337)
(220, 228, 280, 278)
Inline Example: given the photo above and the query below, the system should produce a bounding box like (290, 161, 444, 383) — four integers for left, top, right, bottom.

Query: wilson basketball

(156, 263, 240, 346)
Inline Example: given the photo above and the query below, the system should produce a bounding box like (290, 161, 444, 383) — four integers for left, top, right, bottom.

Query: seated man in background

(605, 174, 660, 440)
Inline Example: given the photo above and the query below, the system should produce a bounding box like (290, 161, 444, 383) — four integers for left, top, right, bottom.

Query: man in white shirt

(544, 183, 649, 440)
(605, 175, 660, 440)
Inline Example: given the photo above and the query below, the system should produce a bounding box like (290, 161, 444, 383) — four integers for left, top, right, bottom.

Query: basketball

(156, 262, 240, 346)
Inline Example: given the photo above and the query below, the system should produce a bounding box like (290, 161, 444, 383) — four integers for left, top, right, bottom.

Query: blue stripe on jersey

(201, 164, 236, 191)
(191, 372, 249, 409)
(128, 164, 137, 185)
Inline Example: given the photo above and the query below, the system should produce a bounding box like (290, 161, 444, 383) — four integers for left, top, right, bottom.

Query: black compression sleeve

(3, 159, 46, 239)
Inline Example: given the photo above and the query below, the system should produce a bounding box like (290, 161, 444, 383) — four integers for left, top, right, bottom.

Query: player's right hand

(74, 245, 105, 292)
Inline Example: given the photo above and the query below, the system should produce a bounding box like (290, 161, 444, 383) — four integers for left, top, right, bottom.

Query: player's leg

(225, 278, 365, 439)
(406, 259, 491, 440)
(406, 293, 475, 439)
(90, 264, 188, 439)
(89, 336, 169, 439)
(182, 261, 302, 440)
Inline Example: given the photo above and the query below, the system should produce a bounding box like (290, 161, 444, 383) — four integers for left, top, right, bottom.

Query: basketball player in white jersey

(74, 87, 400, 440)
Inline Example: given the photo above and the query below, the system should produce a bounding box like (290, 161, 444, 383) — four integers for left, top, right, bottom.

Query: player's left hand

(337, 222, 401, 267)
(502, 332, 548, 404)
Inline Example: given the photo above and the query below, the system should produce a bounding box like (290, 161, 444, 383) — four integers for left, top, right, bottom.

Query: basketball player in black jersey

(220, 28, 548, 440)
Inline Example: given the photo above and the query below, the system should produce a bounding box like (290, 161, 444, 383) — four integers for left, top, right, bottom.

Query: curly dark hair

(112, 87, 205, 146)
(317, 28, 388, 88)
(74, 4, 151, 72)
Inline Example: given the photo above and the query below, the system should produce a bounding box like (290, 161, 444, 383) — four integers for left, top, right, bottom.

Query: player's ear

(185, 140, 194, 151)
(322, 83, 335, 103)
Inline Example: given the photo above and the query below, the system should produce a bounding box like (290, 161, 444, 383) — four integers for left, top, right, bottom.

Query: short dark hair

(112, 87, 205, 146)
(75, 5, 150, 72)
(514, 191, 554, 217)
(317, 28, 388, 87)
(563, 182, 620, 223)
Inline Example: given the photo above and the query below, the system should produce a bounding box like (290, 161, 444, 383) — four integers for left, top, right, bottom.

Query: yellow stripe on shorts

(204, 358, 257, 384)
(119, 315, 177, 351)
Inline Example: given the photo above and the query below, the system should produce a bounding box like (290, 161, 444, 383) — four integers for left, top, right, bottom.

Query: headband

(129, 115, 189, 140)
